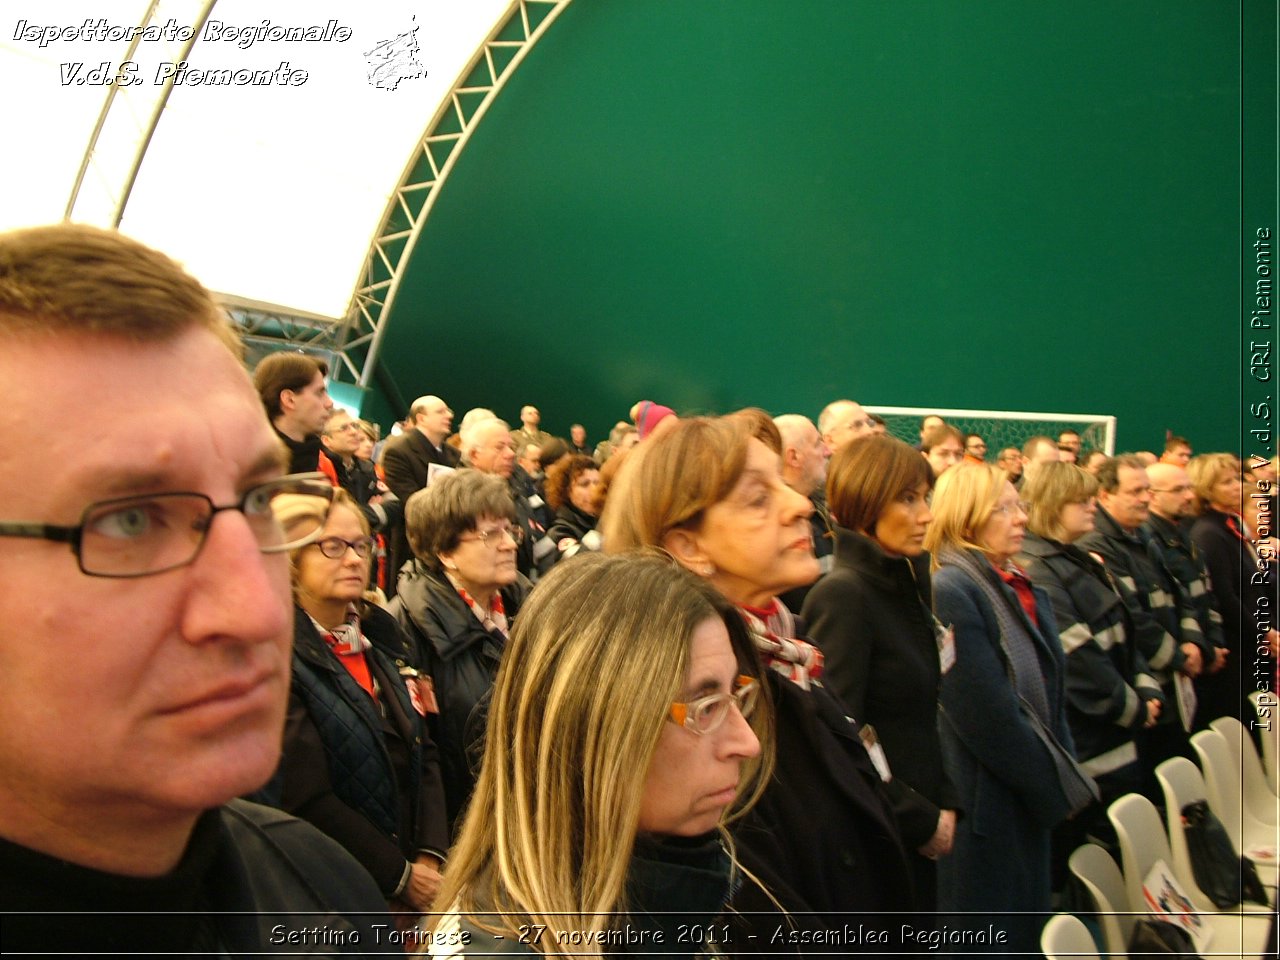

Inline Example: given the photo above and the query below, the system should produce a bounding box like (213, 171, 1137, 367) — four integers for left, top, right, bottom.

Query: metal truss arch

(331, 0, 573, 397)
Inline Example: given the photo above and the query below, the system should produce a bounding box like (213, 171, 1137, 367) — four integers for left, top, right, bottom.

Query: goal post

(865, 405, 1117, 458)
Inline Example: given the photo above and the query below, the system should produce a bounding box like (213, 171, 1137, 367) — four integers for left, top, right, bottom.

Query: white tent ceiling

(2, 0, 512, 318)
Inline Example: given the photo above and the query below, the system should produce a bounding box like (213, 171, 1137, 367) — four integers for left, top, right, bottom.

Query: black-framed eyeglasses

(311, 535, 376, 559)
(0, 473, 335, 579)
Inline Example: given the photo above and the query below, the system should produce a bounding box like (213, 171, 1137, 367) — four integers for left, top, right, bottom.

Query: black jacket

(273, 425, 324, 475)
(329, 453, 403, 534)
(545, 503, 602, 563)
(802, 528, 959, 847)
(282, 604, 449, 896)
(1190, 508, 1276, 724)
(1018, 532, 1161, 778)
(730, 668, 917, 946)
(387, 563, 532, 831)
(1078, 507, 1197, 681)
(0, 800, 390, 954)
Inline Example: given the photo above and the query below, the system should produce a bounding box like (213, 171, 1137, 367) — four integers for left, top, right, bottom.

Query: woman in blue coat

(923, 464, 1097, 955)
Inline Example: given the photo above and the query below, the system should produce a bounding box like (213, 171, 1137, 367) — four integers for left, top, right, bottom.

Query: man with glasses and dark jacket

(0, 224, 389, 954)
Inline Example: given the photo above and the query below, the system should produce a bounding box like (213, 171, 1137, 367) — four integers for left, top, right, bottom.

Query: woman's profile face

(871, 481, 933, 557)
(569, 468, 602, 516)
(974, 481, 1027, 566)
(1057, 495, 1097, 543)
(637, 617, 760, 837)
(1209, 468, 1243, 514)
(437, 513, 520, 593)
(295, 505, 371, 607)
(687, 438, 819, 606)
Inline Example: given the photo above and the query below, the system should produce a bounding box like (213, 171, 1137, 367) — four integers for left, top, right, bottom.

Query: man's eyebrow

(253, 442, 291, 479)
(67, 445, 289, 501)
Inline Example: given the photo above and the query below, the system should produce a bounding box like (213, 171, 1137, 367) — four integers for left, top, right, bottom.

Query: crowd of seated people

(245, 356, 1277, 956)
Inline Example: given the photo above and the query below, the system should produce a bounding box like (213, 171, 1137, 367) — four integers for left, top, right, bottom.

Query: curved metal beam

(331, 0, 574, 395)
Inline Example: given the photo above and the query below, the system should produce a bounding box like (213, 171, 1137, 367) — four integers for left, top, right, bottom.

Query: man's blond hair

(0, 223, 239, 355)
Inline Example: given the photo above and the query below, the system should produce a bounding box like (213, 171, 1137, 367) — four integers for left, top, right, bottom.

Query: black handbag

(1181, 799, 1269, 908)
(1126, 918, 1200, 958)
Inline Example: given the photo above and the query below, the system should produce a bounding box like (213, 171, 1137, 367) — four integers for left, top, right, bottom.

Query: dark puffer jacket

(1018, 532, 1162, 780)
(282, 604, 449, 896)
(387, 562, 531, 831)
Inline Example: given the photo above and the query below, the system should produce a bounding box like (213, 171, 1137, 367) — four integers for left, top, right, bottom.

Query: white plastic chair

(1248, 690, 1279, 796)
(1040, 914, 1100, 960)
(1210, 716, 1279, 826)
(1156, 757, 1242, 913)
(1192, 728, 1279, 878)
(1067, 843, 1134, 956)
(1108, 792, 1274, 957)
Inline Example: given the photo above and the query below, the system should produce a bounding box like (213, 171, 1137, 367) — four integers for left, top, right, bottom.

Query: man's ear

(279, 389, 297, 414)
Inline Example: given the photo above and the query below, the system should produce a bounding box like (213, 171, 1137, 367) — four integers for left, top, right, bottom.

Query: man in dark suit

(381, 395, 460, 590)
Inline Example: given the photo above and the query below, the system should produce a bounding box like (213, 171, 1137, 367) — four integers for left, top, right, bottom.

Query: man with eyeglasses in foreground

(0, 224, 389, 954)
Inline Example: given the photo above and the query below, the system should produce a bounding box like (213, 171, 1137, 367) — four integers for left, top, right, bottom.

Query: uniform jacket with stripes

(1143, 512, 1226, 654)
(1078, 508, 1207, 678)
(1017, 532, 1163, 777)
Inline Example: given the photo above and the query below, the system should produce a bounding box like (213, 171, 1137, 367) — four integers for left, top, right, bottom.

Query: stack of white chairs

(1209, 716, 1279, 830)
(1191, 725, 1279, 887)
(1107, 792, 1273, 958)
(1155, 756, 1277, 908)
(1040, 913, 1101, 960)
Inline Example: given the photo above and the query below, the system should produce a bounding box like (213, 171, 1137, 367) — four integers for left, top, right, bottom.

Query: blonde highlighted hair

(1187, 453, 1242, 515)
(430, 551, 771, 951)
(1022, 461, 1099, 543)
(923, 463, 1010, 568)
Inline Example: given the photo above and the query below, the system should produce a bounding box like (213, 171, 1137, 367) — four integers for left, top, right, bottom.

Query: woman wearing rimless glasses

(428, 552, 767, 957)
(388, 470, 533, 834)
(268, 488, 449, 920)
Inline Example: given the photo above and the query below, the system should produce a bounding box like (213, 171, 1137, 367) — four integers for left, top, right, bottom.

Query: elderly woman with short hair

(387, 470, 532, 832)
(925, 463, 1096, 954)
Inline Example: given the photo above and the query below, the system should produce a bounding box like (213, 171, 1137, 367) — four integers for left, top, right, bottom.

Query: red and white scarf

(448, 575, 510, 638)
(738, 599, 824, 690)
(310, 605, 377, 700)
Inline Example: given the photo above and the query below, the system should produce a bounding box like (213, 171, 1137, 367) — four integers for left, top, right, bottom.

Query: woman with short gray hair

(387, 469, 531, 833)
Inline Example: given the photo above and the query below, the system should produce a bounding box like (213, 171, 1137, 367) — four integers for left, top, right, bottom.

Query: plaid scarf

(738, 599, 824, 690)
(309, 605, 377, 700)
(448, 575, 510, 638)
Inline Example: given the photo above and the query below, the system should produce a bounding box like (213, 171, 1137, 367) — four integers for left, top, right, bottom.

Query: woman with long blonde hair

(428, 552, 768, 957)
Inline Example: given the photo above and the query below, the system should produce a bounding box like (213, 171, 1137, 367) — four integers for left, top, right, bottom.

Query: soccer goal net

(866, 405, 1117, 458)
